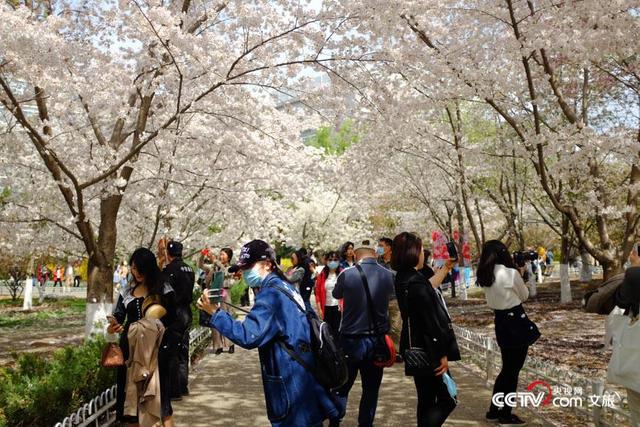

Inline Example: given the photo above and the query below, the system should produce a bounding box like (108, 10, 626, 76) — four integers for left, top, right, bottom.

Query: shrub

(0, 338, 115, 427)
(230, 280, 248, 306)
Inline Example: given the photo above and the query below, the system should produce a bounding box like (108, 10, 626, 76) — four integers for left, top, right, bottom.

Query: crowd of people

(104, 234, 640, 427)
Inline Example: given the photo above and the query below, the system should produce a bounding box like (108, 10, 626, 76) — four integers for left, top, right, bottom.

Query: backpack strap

(266, 284, 318, 374)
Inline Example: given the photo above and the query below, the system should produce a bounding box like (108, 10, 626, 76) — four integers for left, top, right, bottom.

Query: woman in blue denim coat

(198, 239, 339, 427)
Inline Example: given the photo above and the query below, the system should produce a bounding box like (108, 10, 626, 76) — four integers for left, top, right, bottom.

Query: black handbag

(403, 288, 436, 376)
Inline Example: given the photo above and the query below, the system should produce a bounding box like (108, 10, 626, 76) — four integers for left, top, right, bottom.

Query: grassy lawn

(0, 297, 86, 328)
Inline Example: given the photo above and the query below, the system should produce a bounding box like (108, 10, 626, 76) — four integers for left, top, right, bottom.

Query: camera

(512, 250, 538, 267)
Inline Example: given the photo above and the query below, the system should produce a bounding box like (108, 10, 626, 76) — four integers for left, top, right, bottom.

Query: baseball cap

(355, 239, 376, 252)
(228, 239, 276, 273)
(167, 241, 183, 257)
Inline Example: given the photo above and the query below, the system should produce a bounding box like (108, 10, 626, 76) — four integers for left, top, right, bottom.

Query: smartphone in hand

(446, 241, 458, 261)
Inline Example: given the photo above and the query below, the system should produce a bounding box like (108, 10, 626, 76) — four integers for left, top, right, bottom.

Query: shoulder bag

(403, 287, 437, 376)
(607, 310, 640, 393)
(100, 342, 124, 368)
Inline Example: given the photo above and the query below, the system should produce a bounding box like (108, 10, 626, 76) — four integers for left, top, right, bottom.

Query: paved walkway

(173, 346, 544, 426)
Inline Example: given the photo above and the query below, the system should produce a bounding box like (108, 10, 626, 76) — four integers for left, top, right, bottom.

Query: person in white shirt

(314, 251, 343, 334)
(477, 240, 540, 427)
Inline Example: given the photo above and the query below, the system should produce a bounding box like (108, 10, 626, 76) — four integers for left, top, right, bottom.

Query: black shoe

(395, 354, 403, 363)
(498, 414, 527, 426)
(486, 411, 500, 422)
(171, 395, 183, 402)
(214, 348, 223, 355)
(228, 345, 235, 354)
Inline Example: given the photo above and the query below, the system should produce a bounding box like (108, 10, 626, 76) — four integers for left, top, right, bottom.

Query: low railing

(54, 326, 212, 427)
(53, 385, 117, 427)
(454, 325, 631, 426)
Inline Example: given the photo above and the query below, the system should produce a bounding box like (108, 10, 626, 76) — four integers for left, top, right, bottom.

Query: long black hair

(476, 240, 516, 287)
(340, 241, 354, 262)
(129, 247, 164, 295)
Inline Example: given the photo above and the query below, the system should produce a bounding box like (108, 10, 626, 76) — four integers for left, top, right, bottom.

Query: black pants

(489, 345, 529, 416)
(53, 279, 62, 287)
(414, 373, 456, 427)
(73, 276, 81, 287)
(176, 329, 190, 395)
(323, 305, 341, 335)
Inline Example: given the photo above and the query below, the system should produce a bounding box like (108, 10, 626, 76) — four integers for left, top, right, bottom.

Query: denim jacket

(209, 273, 339, 426)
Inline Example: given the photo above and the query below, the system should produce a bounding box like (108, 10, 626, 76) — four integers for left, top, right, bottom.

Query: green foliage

(307, 120, 359, 155)
(0, 338, 116, 427)
(230, 280, 248, 306)
(207, 224, 224, 234)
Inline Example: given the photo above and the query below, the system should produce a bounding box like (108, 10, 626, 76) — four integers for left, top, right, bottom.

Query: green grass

(0, 298, 86, 328)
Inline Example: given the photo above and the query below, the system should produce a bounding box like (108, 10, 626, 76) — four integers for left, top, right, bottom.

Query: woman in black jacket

(392, 232, 459, 427)
(108, 248, 177, 427)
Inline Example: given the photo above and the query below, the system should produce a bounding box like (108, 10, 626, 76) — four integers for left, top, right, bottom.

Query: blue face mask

(243, 266, 263, 288)
(328, 261, 340, 270)
(376, 246, 385, 256)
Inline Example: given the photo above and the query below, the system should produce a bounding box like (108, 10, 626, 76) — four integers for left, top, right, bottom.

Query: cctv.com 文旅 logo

(492, 380, 554, 409)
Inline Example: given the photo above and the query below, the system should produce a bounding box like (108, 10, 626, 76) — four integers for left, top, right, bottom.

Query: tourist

(197, 239, 340, 427)
(314, 250, 343, 334)
(53, 265, 63, 289)
(162, 241, 195, 399)
(339, 241, 356, 269)
(113, 264, 121, 291)
(286, 249, 305, 285)
(108, 247, 177, 427)
(478, 240, 540, 426)
(65, 261, 74, 291)
(376, 237, 393, 269)
(545, 249, 554, 277)
(392, 232, 459, 427)
(199, 248, 231, 354)
(613, 248, 640, 425)
(73, 261, 82, 287)
(330, 241, 395, 427)
(120, 261, 129, 290)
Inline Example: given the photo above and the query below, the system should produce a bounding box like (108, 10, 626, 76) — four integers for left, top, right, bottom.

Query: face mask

(328, 261, 340, 270)
(243, 265, 264, 288)
(376, 246, 385, 256)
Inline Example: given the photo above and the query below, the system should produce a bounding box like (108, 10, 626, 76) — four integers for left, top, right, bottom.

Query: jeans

(331, 335, 384, 427)
(489, 345, 529, 417)
(415, 373, 456, 426)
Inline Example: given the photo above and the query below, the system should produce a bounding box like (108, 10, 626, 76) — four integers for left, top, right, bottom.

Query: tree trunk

(85, 261, 115, 337)
(579, 249, 593, 283)
(84, 196, 121, 337)
(560, 215, 572, 303)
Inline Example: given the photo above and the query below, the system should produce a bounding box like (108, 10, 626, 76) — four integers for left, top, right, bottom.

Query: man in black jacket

(163, 241, 195, 399)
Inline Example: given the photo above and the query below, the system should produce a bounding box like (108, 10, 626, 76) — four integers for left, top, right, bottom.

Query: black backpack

(271, 285, 348, 390)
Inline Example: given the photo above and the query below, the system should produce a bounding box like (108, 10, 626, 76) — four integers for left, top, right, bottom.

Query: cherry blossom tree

(0, 0, 370, 334)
